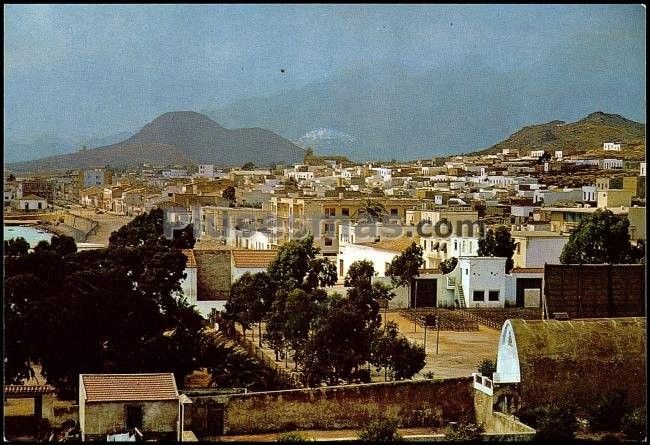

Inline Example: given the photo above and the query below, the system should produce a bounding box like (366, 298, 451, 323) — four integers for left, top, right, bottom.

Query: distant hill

(7, 112, 304, 173)
(475, 112, 645, 159)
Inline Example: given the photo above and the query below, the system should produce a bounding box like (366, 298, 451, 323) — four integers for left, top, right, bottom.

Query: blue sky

(4, 4, 646, 140)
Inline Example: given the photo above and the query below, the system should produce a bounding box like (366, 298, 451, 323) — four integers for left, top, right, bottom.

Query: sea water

(3, 225, 53, 248)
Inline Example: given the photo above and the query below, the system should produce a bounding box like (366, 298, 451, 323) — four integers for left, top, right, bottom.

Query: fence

(399, 308, 479, 331)
(228, 329, 302, 389)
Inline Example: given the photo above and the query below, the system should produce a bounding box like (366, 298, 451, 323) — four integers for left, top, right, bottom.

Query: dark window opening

(473, 290, 485, 302)
(342, 208, 350, 216)
(126, 405, 143, 429)
(489, 290, 500, 301)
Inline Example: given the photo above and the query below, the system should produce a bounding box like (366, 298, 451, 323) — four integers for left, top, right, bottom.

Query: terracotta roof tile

(358, 236, 421, 253)
(81, 373, 178, 402)
(232, 250, 277, 268)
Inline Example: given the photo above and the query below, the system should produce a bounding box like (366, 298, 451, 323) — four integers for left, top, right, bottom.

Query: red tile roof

(232, 250, 277, 268)
(80, 373, 179, 402)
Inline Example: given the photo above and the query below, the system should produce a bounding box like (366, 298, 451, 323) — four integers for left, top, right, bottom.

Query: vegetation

(355, 199, 388, 223)
(477, 226, 516, 273)
(3, 209, 272, 399)
(108, 207, 195, 249)
(222, 185, 236, 202)
(621, 407, 646, 441)
(444, 422, 484, 441)
(588, 390, 629, 432)
(357, 418, 402, 442)
(517, 404, 579, 442)
(476, 359, 496, 377)
(242, 162, 256, 170)
(560, 209, 645, 264)
(276, 431, 311, 442)
(386, 242, 425, 288)
(439, 256, 458, 274)
(4, 236, 30, 256)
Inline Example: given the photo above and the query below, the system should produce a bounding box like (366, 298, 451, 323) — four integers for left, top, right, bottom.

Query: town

(4, 134, 646, 441)
(4, 4, 646, 443)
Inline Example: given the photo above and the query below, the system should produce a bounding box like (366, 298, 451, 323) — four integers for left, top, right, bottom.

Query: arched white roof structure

(494, 320, 520, 384)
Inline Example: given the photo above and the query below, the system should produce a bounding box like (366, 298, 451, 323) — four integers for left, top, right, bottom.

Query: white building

(162, 169, 189, 179)
(603, 142, 622, 151)
(554, 150, 563, 161)
(640, 162, 646, 177)
(530, 150, 545, 158)
(582, 185, 597, 202)
(599, 159, 624, 170)
(459, 257, 508, 308)
(511, 231, 568, 269)
(12, 194, 48, 211)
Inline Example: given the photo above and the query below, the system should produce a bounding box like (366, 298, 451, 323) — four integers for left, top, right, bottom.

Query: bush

(477, 359, 496, 377)
(588, 390, 629, 431)
(352, 368, 372, 383)
(621, 407, 646, 441)
(517, 404, 578, 442)
(444, 422, 484, 441)
(358, 418, 402, 441)
(276, 431, 310, 442)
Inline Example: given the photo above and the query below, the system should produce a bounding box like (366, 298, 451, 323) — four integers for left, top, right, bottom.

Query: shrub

(444, 422, 484, 441)
(588, 390, 629, 431)
(423, 370, 435, 379)
(276, 431, 310, 442)
(476, 359, 496, 377)
(517, 404, 578, 442)
(358, 418, 402, 441)
(621, 407, 646, 441)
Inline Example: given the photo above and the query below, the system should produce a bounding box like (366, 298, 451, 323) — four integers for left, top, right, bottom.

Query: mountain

(4, 134, 77, 163)
(203, 54, 645, 161)
(477, 112, 645, 159)
(7, 112, 304, 173)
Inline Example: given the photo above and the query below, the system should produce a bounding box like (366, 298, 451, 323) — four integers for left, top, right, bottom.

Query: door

(515, 278, 542, 307)
(410, 279, 437, 308)
(206, 403, 224, 436)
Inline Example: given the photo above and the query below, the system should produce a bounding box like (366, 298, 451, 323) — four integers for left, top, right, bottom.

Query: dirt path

(67, 208, 133, 246)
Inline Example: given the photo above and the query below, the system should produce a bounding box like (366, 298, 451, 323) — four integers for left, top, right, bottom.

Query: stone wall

(220, 378, 474, 435)
(82, 401, 178, 437)
(194, 250, 232, 300)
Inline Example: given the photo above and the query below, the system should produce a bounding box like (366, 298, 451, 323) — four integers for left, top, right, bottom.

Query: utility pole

(436, 314, 441, 355)
(423, 322, 427, 350)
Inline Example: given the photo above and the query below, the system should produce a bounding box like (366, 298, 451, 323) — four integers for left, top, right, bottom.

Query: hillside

(7, 112, 304, 173)
(478, 112, 645, 159)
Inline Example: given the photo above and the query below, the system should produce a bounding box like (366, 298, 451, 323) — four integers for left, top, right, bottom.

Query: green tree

(276, 431, 310, 442)
(444, 422, 484, 441)
(588, 389, 629, 432)
(386, 242, 424, 306)
(439, 256, 458, 274)
(358, 418, 402, 442)
(477, 359, 496, 377)
(108, 208, 195, 249)
(390, 337, 425, 380)
(478, 226, 516, 273)
(222, 186, 236, 202)
(268, 236, 336, 292)
(33, 235, 78, 256)
(517, 404, 579, 442)
(560, 209, 643, 264)
(225, 271, 277, 346)
(621, 407, 646, 441)
(4, 237, 30, 256)
(344, 260, 376, 289)
(242, 162, 256, 170)
(355, 200, 388, 223)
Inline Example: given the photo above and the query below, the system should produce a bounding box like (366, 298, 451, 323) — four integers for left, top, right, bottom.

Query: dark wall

(544, 264, 645, 318)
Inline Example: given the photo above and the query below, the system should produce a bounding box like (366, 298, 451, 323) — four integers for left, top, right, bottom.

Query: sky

(4, 4, 646, 141)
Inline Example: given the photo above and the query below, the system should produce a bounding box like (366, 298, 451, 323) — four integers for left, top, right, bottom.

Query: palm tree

(354, 199, 388, 223)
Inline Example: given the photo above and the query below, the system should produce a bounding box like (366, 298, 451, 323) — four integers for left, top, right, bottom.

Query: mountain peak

(579, 111, 631, 125)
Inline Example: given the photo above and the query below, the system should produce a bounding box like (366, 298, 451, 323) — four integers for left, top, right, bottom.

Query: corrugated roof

(81, 373, 179, 402)
(232, 250, 278, 268)
(182, 249, 197, 268)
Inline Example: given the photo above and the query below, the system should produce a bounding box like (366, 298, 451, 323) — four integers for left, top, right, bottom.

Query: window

(473, 290, 485, 302)
(342, 208, 350, 217)
(489, 290, 500, 301)
(125, 405, 143, 429)
(325, 207, 336, 217)
(465, 268, 468, 275)
(325, 237, 333, 246)
(423, 240, 427, 250)
(390, 208, 398, 216)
